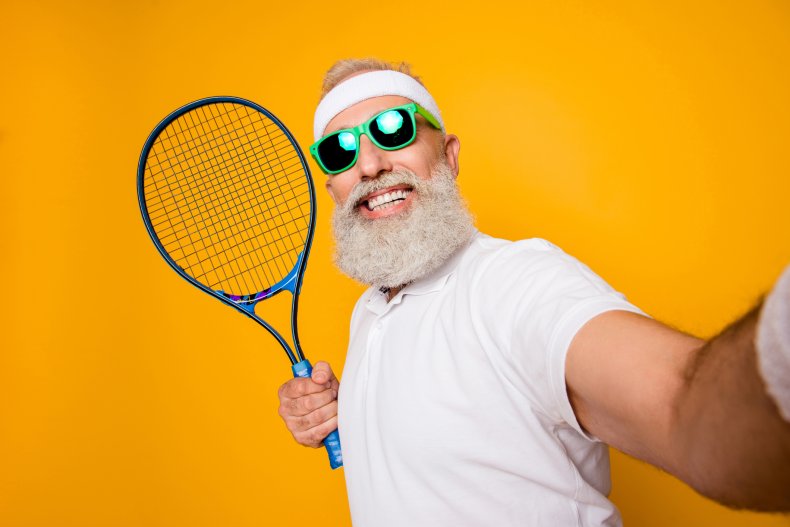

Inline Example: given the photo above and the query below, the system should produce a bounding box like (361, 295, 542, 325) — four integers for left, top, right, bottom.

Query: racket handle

(292, 359, 343, 470)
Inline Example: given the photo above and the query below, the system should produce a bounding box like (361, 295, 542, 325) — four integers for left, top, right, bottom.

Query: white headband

(313, 70, 445, 141)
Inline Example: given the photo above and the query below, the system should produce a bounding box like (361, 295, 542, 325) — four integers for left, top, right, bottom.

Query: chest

(339, 292, 535, 459)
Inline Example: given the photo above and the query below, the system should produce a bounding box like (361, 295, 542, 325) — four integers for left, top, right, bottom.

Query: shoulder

(460, 233, 599, 290)
(456, 233, 635, 328)
(464, 233, 571, 267)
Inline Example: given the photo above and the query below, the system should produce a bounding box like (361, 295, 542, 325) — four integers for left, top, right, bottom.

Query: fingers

(279, 384, 337, 416)
(311, 361, 337, 386)
(291, 414, 339, 449)
(277, 363, 339, 449)
(284, 397, 337, 432)
(278, 376, 330, 399)
(312, 361, 339, 398)
(278, 397, 339, 449)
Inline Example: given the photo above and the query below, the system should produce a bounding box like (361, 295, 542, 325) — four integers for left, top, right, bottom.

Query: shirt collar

(365, 229, 479, 314)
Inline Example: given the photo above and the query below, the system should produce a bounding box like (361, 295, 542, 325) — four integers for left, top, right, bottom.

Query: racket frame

(137, 96, 316, 366)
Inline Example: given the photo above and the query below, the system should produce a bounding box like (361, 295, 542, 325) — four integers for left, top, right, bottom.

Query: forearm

(674, 303, 790, 510)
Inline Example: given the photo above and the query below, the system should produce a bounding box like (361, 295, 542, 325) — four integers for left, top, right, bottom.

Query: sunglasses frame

(310, 103, 441, 175)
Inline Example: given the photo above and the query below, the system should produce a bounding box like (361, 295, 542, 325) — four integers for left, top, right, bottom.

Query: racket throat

(216, 251, 306, 312)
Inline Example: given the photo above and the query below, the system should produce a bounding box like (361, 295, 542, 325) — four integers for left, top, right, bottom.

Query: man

(278, 58, 790, 526)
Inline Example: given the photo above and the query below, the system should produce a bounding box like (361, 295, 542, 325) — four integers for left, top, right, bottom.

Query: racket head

(137, 97, 316, 355)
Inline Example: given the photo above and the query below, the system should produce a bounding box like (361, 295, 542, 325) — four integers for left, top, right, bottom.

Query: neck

(379, 285, 404, 302)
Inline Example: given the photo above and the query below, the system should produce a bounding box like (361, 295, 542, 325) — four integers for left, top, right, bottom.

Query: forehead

(324, 95, 413, 135)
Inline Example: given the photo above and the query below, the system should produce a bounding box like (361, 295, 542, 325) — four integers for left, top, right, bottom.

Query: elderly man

(278, 58, 790, 526)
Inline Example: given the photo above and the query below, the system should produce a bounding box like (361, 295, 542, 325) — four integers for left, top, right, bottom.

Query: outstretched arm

(566, 272, 790, 511)
(674, 303, 789, 509)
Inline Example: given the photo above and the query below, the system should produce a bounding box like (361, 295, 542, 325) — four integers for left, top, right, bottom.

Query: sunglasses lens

(370, 109, 414, 148)
(317, 131, 357, 172)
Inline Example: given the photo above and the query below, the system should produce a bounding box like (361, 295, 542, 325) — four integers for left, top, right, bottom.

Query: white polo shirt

(338, 232, 643, 527)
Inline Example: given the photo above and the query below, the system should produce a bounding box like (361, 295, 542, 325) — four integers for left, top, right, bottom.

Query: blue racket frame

(137, 96, 342, 469)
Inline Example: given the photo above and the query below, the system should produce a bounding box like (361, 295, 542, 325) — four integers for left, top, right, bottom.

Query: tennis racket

(137, 96, 342, 469)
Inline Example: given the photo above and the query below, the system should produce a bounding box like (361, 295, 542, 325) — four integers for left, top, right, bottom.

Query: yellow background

(1, 1, 789, 525)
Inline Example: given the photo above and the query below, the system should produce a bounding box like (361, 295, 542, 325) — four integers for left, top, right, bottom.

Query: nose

(355, 134, 392, 180)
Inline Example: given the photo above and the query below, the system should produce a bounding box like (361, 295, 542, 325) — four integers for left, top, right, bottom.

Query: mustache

(342, 170, 421, 213)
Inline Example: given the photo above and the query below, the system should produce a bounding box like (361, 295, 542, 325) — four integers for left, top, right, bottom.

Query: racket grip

(292, 359, 343, 469)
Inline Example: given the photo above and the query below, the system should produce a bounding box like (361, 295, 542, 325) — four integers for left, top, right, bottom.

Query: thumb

(311, 361, 335, 385)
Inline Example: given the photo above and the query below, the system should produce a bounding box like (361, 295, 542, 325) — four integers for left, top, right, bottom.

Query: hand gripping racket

(137, 96, 342, 469)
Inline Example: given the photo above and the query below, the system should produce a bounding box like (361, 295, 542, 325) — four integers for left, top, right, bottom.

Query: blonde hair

(320, 58, 425, 99)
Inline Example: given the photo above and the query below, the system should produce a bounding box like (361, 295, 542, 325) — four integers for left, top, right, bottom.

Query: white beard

(331, 160, 475, 289)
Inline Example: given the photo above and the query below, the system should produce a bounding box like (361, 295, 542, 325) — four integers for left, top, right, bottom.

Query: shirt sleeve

(473, 238, 644, 439)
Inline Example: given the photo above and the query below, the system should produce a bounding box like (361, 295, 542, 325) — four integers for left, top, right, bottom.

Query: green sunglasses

(310, 103, 441, 175)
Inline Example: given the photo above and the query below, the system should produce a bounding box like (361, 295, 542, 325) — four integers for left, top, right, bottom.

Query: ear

(443, 134, 461, 178)
(325, 180, 340, 204)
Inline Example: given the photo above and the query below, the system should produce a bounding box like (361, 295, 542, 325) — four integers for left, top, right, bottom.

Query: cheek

(326, 178, 354, 205)
(399, 136, 441, 177)
(399, 149, 436, 179)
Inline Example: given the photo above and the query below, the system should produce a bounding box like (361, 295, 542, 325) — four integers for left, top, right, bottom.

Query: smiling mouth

(359, 188, 413, 212)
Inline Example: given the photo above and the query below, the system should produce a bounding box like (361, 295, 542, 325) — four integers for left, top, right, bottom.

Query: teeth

(367, 189, 411, 211)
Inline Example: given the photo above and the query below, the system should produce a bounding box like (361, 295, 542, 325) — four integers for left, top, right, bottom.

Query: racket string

(182, 104, 293, 290)
(150, 182, 309, 272)
(209, 103, 308, 286)
(208, 104, 303, 284)
(174, 197, 310, 287)
(161, 106, 257, 292)
(143, 102, 310, 296)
